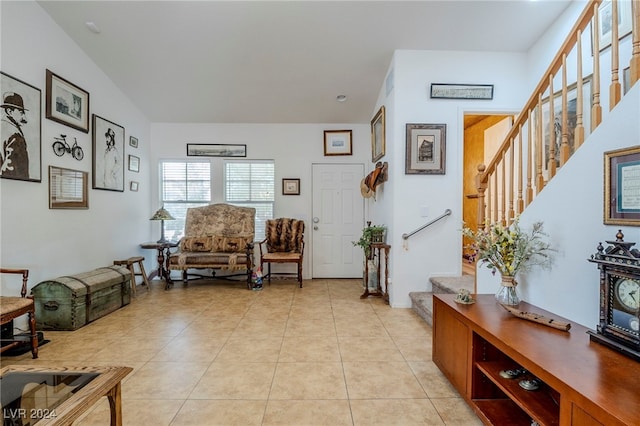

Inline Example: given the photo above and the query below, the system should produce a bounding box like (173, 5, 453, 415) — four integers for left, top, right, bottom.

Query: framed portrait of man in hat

(92, 114, 125, 192)
(0, 71, 42, 182)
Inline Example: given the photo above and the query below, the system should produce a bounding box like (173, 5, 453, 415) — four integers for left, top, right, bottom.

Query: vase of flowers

(461, 218, 554, 305)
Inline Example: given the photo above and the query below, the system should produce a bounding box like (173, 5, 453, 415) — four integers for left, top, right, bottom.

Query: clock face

(615, 278, 640, 312)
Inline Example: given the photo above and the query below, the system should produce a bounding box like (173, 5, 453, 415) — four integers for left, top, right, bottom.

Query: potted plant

(461, 218, 554, 305)
(353, 222, 387, 259)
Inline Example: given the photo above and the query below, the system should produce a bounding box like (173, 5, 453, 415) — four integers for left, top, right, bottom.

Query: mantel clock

(588, 230, 640, 362)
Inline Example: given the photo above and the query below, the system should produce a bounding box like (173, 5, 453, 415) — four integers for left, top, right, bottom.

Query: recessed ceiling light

(85, 21, 101, 34)
(336, 95, 347, 102)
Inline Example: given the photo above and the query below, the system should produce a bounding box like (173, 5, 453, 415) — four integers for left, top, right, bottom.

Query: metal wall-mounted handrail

(402, 209, 452, 240)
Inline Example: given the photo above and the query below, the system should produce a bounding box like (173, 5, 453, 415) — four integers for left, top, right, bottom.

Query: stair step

(410, 275, 475, 326)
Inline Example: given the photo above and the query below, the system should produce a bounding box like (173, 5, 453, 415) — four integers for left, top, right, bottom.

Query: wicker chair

(259, 218, 305, 288)
(0, 268, 38, 358)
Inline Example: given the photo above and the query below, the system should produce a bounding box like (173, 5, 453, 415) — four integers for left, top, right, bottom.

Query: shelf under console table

(432, 294, 639, 426)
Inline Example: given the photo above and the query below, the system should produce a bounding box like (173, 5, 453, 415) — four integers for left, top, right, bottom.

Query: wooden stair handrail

(475, 0, 639, 231)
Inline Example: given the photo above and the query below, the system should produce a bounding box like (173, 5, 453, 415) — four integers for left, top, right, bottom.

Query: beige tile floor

(1, 278, 482, 425)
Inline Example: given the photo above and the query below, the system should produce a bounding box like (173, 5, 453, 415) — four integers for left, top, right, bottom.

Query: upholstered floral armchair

(167, 203, 255, 288)
(258, 218, 305, 288)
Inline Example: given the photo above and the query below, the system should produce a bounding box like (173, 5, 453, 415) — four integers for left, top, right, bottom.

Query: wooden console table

(360, 242, 390, 303)
(1, 365, 132, 425)
(433, 294, 639, 426)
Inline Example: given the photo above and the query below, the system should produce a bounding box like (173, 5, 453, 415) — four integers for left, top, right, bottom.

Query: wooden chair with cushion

(0, 268, 38, 358)
(259, 218, 305, 288)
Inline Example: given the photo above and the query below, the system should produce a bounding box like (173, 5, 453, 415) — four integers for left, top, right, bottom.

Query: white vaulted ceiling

(37, 0, 574, 124)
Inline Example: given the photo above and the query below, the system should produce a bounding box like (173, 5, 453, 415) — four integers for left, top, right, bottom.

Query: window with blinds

(159, 160, 211, 241)
(224, 160, 274, 239)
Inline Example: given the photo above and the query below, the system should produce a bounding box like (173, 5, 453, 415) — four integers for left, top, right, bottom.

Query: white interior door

(312, 163, 364, 278)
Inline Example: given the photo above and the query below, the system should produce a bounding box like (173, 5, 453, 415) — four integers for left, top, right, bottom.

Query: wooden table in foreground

(1, 365, 132, 425)
(433, 294, 640, 426)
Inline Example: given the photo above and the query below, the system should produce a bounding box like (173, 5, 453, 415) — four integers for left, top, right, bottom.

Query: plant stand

(360, 242, 391, 303)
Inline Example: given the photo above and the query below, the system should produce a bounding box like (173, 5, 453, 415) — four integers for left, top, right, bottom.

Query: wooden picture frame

(48, 166, 88, 209)
(187, 143, 246, 157)
(282, 178, 300, 195)
(45, 69, 90, 133)
(128, 155, 140, 172)
(129, 136, 138, 148)
(324, 130, 352, 156)
(0, 71, 42, 182)
(92, 114, 125, 192)
(371, 106, 385, 162)
(405, 123, 446, 175)
(604, 146, 640, 226)
(598, 0, 632, 51)
(430, 83, 494, 100)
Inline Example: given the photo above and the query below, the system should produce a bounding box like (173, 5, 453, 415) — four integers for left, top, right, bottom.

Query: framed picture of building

(45, 69, 90, 133)
(405, 123, 446, 174)
(0, 71, 42, 182)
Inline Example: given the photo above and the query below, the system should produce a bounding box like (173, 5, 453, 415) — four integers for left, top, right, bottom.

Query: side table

(140, 241, 178, 289)
(361, 242, 391, 303)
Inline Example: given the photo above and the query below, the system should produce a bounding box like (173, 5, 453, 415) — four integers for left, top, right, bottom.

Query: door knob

(313, 217, 320, 223)
(313, 226, 318, 230)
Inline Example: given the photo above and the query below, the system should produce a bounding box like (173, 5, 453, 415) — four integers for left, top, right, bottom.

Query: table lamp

(150, 206, 175, 243)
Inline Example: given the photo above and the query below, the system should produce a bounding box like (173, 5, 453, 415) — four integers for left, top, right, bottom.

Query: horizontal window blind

(160, 160, 211, 241)
(224, 160, 274, 239)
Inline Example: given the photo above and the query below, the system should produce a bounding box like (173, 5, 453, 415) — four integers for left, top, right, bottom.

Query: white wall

(0, 1, 152, 298)
(372, 50, 530, 307)
(477, 85, 640, 328)
(149, 122, 371, 279)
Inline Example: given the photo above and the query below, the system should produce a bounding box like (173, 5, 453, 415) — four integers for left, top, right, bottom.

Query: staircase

(409, 274, 474, 326)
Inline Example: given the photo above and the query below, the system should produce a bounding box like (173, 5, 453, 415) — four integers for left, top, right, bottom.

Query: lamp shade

(150, 206, 175, 221)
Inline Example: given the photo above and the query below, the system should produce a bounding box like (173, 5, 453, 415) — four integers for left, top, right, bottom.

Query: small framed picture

(324, 130, 352, 156)
(130, 181, 139, 192)
(371, 106, 385, 162)
(282, 178, 300, 195)
(128, 155, 140, 172)
(129, 136, 138, 148)
(405, 123, 447, 175)
(604, 146, 640, 226)
(45, 69, 90, 133)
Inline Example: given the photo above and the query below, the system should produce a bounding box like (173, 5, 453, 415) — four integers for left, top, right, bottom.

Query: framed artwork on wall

(0, 71, 42, 182)
(128, 155, 140, 172)
(604, 146, 640, 226)
(323, 130, 352, 156)
(282, 178, 300, 195)
(371, 106, 385, 162)
(405, 123, 446, 174)
(130, 181, 139, 192)
(186, 143, 246, 157)
(538, 76, 592, 178)
(49, 166, 88, 209)
(430, 83, 493, 100)
(92, 114, 125, 192)
(598, 0, 632, 51)
(129, 136, 138, 148)
(45, 69, 90, 133)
